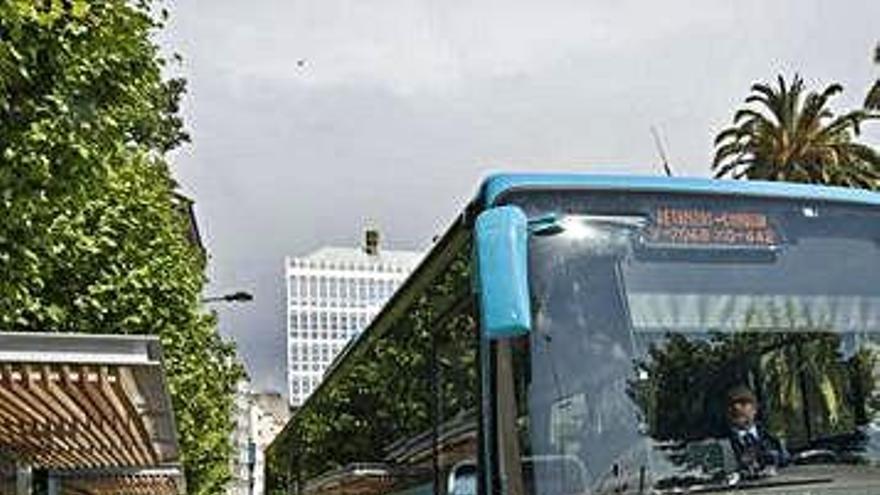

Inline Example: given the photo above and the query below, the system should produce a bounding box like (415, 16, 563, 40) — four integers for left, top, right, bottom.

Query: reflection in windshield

(630, 330, 877, 490)
(506, 199, 880, 495)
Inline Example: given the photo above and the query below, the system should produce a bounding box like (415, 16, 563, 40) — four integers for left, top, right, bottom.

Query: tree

(866, 42, 880, 110)
(713, 74, 880, 188)
(0, 1, 243, 493)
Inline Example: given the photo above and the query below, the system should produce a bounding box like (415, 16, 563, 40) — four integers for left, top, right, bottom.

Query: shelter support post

(15, 464, 31, 495)
(46, 475, 59, 495)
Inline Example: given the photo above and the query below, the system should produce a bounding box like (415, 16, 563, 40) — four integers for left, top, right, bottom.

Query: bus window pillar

(496, 341, 524, 495)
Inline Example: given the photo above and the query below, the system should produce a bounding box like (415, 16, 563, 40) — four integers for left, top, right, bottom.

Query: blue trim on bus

(480, 173, 880, 208)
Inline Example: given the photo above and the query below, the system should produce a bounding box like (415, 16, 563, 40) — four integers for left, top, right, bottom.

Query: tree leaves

(713, 74, 880, 188)
(866, 42, 880, 111)
(0, 2, 241, 493)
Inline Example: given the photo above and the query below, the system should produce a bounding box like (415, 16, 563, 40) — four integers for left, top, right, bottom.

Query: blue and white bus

(267, 173, 880, 495)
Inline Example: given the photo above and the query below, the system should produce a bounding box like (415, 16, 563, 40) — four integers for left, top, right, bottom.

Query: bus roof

(480, 173, 880, 208)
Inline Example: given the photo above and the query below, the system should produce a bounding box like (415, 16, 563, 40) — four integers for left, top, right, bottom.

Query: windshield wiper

(655, 475, 833, 494)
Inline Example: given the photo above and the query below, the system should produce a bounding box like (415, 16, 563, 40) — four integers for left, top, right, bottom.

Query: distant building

(229, 381, 252, 495)
(229, 380, 290, 495)
(285, 230, 421, 407)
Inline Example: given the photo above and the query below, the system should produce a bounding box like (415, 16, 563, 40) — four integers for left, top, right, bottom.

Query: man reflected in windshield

(727, 385, 790, 476)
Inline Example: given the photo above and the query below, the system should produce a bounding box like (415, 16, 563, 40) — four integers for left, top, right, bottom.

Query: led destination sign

(643, 207, 780, 248)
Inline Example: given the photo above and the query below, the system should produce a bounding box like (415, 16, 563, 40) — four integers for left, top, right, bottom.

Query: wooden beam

(38, 365, 130, 467)
(60, 365, 147, 466)
(80, 365, 150, 466)
(105, 367, 157, 465)
(0, 369, 47, 425)
(2, 365, 115, 469)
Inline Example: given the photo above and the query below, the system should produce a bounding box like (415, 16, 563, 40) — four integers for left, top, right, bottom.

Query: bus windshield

(501, 193, 880, 495)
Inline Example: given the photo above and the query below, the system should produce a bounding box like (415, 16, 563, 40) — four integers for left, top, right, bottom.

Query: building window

(308, 276, 317, 304)
(358, 279, 366, 303)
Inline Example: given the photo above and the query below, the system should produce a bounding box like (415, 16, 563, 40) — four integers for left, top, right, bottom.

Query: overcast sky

(161, 0, 880, 394)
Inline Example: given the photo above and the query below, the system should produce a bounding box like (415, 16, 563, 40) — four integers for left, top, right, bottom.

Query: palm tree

(866, 42, 880, 110)
(713, 74, 880, 189)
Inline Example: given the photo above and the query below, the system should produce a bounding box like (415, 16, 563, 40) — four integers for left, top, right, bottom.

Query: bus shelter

(0, 332, 183, 495)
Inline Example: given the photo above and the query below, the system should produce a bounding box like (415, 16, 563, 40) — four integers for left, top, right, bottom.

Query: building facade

(228, 380, 290, 495)
(285, 234, 421, 407)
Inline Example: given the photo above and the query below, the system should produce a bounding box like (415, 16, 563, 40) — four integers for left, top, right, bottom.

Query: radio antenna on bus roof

(651, 125, 674, 177)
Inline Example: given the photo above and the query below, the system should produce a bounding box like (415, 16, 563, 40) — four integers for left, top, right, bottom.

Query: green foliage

(713, 74, 880, 188)
(0, 1, 242, 493)
(866, 42, 880, 110)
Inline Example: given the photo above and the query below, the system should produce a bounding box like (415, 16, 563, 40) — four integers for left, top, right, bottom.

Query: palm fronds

(866, 43, 880, 110)
(713, 74, 880, 189)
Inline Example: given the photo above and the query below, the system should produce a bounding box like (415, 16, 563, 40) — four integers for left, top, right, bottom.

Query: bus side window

(448, 462, 478, 495)
(435, 306, 479, 495)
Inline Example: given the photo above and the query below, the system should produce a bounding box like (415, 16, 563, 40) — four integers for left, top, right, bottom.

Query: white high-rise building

(285, 232, 421, 407)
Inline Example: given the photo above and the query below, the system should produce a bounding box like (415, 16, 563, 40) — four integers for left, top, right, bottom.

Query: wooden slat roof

(54, 467, 184, 495)
(0, 332, 183, 494)
(65, 475, 178, 495)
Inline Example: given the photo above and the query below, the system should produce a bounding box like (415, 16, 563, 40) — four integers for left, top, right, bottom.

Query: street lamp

(201, 291, 254, 303)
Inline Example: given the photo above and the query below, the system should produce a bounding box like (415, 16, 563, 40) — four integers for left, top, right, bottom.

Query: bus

(267, 173, 880, 495)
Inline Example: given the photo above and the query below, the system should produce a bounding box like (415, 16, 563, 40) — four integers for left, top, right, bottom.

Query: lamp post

(201, 291, 254, 303)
